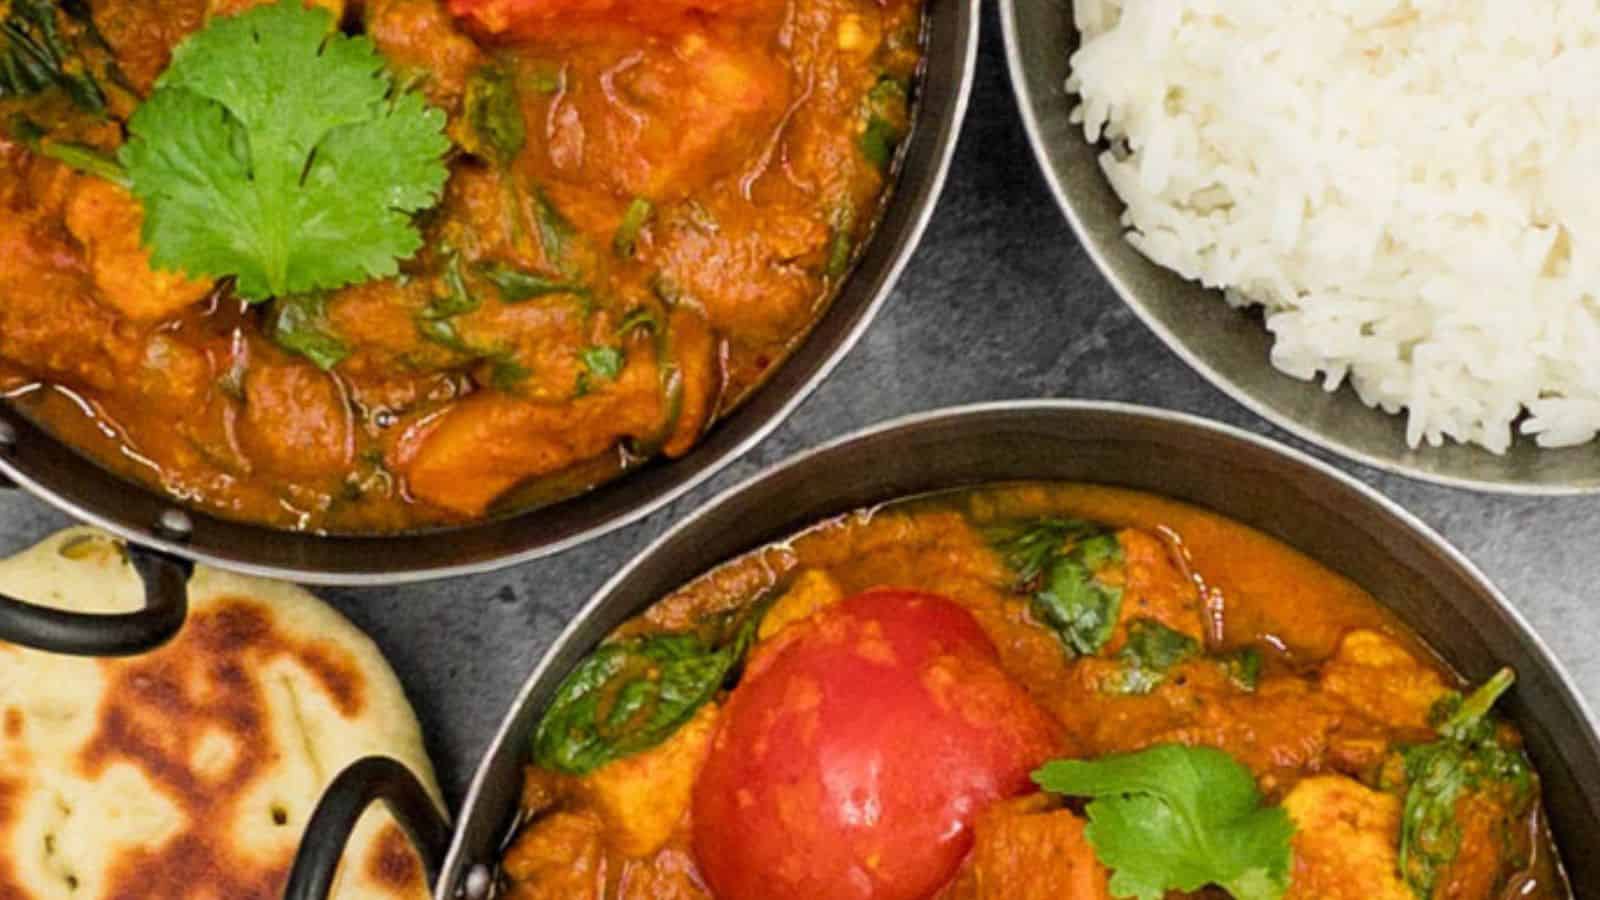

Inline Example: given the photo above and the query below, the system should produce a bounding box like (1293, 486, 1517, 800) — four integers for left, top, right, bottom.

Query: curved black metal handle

(0, 543, 192, 656)
(286, 756, 452, 900)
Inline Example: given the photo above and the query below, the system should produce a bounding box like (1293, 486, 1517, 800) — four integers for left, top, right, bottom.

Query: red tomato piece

(692, 588, 1064, 900)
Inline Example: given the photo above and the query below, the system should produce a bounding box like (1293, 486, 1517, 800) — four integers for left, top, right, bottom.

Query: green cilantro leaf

(577, 345, 624, 395)
(271, 293, 349, 371)
(1392, 669, 1534, 898)
(986, 516, 1126, 657)
(1219, 646, 1264, 692)
(1104, 619, 1200, 695)
(119, 1, 450, 301)
(1034, 744, 1294, 900)
(584, 346, 624, 380)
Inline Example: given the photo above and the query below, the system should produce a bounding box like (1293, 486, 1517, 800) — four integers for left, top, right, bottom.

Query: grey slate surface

(1, 4, 1596, 806)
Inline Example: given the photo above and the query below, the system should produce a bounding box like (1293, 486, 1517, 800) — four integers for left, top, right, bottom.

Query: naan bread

(0, 528, 444, 900)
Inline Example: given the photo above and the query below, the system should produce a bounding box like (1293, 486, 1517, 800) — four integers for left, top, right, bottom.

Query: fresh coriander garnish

(119, 1, 450, 302)
(576, 345, 624, 395)
(1035, 744, 1294, 900)
(1103, 619, 1200, 695)
(986, 517, 1126, 657)
(1391, 669, 1535, 898)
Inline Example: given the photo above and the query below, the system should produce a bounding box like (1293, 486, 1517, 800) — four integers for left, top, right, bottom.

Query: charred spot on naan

(64, 596, 415, 897)
(0, 777, 26, 899)
(369, 823, 426, 890)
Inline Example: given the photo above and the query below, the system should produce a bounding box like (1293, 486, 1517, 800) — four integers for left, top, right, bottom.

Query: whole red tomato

(692, 588, 1062, 900)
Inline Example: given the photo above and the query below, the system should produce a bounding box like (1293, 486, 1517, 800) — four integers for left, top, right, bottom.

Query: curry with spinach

(505, 483, 1571, 900)
(0, 0, 921, 530)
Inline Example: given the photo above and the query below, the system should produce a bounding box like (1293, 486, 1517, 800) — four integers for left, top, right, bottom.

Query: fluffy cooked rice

(1069, 0, 1600, 452)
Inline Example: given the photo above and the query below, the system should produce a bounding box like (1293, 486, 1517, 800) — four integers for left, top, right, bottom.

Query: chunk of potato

(400, 358, 661, 516)
(501, 810, 605, 900)
(64, 179, 212, 322)
(576, 703, 719, 858)
(1319, 630, 1452, 732)
(948, 796, 1111, 900)
(1282, 775, 1411, 900)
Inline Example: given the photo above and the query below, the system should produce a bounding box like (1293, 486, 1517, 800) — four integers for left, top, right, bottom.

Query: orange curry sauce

(502, 483, 1570, 900)
(0, 0, 922, 531)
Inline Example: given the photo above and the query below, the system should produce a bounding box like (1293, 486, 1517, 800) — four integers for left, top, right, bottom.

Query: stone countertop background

(1, 4, 1595, 804)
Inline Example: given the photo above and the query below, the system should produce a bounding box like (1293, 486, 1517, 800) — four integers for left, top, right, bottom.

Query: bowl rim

(997, 0, 1600, 497)
(0, 0, 984, 585)
(435, 398, 1600, 896)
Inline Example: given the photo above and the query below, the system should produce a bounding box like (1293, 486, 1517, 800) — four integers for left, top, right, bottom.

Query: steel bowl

(999, 0, 1600, 495)
(287, 401, 1600, 899)
(0, 0, 981, 655)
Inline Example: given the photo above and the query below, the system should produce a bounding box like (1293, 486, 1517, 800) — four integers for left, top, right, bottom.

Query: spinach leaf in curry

(6, 116, 128, 185)
(416, 253, 484, 354)
(462, 64, 526, 165)
(1219, 646, 1264, 692)
(1104, 618, 1201, 695)
(531, 185, 581, 276)
(858, 75, 909, 170)
(1390, 669, 1536, 899)
(533, 599, 771, 775)
(271, 293, 351, 371)
(987, 517, 1126, 657)
(478, 261, 587, 303)
(1, 0, 127, 114)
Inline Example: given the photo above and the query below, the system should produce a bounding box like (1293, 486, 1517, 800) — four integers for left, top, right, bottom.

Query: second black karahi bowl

(287, 400, 1600, 899)
(0, 0, 982, 655)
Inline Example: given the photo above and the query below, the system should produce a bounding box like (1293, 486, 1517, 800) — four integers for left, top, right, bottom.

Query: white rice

(1068, 0, 1600, 452)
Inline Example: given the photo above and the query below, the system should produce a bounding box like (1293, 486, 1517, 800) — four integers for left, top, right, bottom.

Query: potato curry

(505, 483, 1571, 900)
(0, 0, 922, 531)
